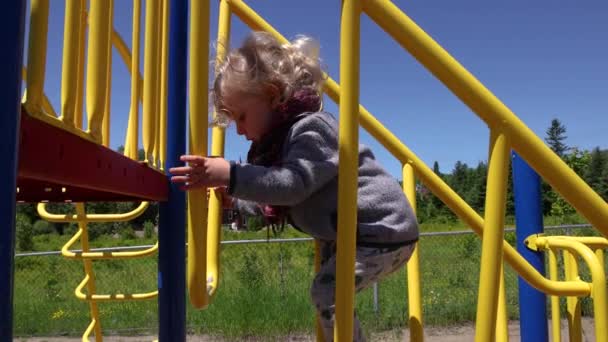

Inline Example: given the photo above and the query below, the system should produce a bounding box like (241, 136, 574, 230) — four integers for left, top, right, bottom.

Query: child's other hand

(169, 155, 230, 191)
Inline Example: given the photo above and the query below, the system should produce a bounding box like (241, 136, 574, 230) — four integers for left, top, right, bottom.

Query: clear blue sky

(35, 1, 607, 179)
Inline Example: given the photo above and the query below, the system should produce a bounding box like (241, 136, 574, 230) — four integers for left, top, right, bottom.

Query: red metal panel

(17, 111, 168, 202)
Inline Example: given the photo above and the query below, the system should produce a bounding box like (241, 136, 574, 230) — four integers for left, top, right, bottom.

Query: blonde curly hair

(211, 31, 325, 126)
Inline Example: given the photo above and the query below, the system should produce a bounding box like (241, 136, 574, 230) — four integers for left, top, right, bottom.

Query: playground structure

(1, 0, 607, 341)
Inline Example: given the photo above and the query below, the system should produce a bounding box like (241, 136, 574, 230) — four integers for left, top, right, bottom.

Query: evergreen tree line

(414, 119, 608, 223)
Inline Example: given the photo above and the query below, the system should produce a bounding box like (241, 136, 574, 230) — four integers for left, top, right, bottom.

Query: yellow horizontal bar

(361, 0, 608, 236)
(61, 228, 158, 260)
(75, 274, 158, 302)
(229, 0, 590, 297)
(37, 202, 149, 223)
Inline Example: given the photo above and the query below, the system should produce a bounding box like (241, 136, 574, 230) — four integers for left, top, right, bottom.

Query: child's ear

(264, 84, 282, 108)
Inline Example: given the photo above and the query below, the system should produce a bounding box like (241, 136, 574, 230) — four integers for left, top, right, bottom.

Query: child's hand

(169, 155, 230, 191)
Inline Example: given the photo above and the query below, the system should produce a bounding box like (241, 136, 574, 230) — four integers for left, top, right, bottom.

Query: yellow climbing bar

(75, 274, 158, 302)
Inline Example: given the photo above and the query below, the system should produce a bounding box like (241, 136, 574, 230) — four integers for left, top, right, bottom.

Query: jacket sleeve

(227, 114, 339, 206)
(233, 198, 262, 216)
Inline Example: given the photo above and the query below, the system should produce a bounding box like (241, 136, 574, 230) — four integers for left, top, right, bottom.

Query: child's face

(223, 92, 274, 142)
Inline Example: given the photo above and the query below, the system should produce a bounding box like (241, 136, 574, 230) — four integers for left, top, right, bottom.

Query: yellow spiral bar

(75, 203, 103, 341)
(37, 202, 149, 223)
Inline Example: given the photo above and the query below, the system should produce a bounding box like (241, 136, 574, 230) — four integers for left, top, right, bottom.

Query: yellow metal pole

(142, 0, 161, 163)
(24, 0, 49, 115)
(335, 1, 361, 341)
(187, 0, 210, 309)
(314, 240, 326, 342)
(74, 0, 86, 128)
(125, 0, 141, 159)
(564, 251, 582, 342)
(86, 0, 112, 143)
(548, 249, 561, 342)
(102, 1, 114, 148)
(496, 264, 509, 342)
(159, 0, 169, 169)
(205, 0, 231, 305)
(403, 164, 423, 342)
(75, 204, 102, 342)
(227, 0, 592, 298)
(60, 0, 83, 126)
(475, 131, 510, 342)
(362, 0, 608, 237)
(152, 0, 163, 167)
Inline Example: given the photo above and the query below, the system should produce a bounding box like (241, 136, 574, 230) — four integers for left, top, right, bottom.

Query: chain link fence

(12, 225, 600, 338)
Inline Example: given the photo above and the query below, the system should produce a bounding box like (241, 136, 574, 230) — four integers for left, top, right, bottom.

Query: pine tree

(545, 118, 569, 157)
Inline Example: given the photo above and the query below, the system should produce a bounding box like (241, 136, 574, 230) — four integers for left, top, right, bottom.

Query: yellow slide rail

(23, 1, 170, 340)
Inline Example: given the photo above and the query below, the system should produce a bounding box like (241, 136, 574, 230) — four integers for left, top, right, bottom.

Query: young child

(169, 31, 419, 342)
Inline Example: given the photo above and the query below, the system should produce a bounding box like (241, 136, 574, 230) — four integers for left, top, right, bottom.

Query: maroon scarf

(247, 89, 321, 228)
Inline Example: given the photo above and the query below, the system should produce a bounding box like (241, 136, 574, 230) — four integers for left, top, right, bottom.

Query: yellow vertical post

(335, 0, 361, 341)
(74, 0, 86, 128)
(75, 204, 102, 342)
(187, 0, 210, 308)
(142, 0, 161, 163)
(102, 0, 114, 148)
(152, 0, 163, 167)
(548, 249, 561, 342)
(125, 0, 142, 159)
(314, 240, 326, 342)
(24, 0, 50, 115)
(496, 264, 509, 342)
(60, 0, 83, 126)
(596, 249, 604, 270)
(86, 0, 112, 143)
(564, 251, 582, 342)
(475, 130, 510, 342)
(159, 0, 170, 169)
(205, 0, 232, 305)
(403, 163, 423, 342)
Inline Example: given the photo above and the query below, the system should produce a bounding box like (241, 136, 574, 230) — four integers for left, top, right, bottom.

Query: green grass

(12, 219, 597, 338)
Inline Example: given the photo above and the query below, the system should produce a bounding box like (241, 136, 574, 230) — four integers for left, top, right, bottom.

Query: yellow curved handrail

(528, 235, 608, 342)
(75, 274, 158, 301)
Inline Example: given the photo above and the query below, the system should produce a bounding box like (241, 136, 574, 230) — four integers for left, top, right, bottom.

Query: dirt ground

(15, 318, 596, 341)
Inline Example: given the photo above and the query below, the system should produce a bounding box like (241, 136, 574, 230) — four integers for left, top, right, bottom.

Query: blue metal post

(0, 1, 27, 341)
(512, 152, 548, 342)
(159, 0, 187, 340)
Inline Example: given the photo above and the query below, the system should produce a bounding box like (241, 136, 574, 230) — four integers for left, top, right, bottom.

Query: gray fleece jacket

(228, 111, 419, 246)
